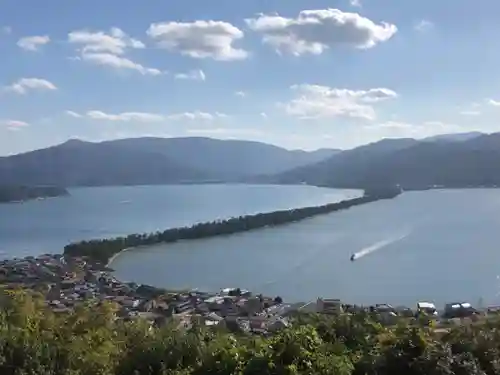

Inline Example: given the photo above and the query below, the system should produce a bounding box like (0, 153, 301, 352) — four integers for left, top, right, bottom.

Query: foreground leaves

(0, 290, 499, 374)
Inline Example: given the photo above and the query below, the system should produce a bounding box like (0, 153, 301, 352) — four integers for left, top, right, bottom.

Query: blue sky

(1, 0, 500, 155)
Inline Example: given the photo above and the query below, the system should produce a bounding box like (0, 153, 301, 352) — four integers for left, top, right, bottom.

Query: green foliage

(0, 185, 68, 203)
(1, 291, 499, 374)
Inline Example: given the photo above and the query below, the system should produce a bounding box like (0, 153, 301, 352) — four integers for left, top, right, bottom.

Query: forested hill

(6, 132, 498, 190)
(107, 137, 340, 179)
(0, 185, 69, 203)
(267, 132, 500, 189)
(0, 137, 339, 187)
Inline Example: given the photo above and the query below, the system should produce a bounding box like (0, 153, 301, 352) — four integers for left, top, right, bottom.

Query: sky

(1, 0, 500, 155)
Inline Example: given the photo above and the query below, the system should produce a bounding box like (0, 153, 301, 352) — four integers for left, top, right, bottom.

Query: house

(375, 304, 396, 313)
(267, 317, 289, 332)
(416, 302, 438, 316)
(221, 298, 240, 317)
(243, 296, 264, 315)
(122, 298, 141, 309)
(224, 317, 249, 333)
(249, 316, 267, 333)
(136, 312, 167, 326)
(174, 300, 194, 314)
(316, 298, 343, 314)
(195, 301, 210, 314)
(61, 279, 77, 289)
(264, 304, 291, 317)
(204, 312, 224, 327)
(444, 302, 476, 319)
(205, 296, 224, 308)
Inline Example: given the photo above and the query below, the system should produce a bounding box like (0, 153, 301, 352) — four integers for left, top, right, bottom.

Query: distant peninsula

(64, 187, 401, 264)
(0, 185, 69, 203)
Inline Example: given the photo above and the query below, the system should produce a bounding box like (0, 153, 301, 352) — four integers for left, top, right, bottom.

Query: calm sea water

(0, 184, 360, 258)
(110, 189, 500, 308)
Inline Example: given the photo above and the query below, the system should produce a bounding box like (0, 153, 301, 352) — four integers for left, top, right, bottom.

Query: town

(0, 253, 494, 335)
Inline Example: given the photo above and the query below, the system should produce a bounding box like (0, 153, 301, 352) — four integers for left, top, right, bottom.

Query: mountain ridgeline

(266, 132, 500, 190)
(0, 137, 340, 187)
(2, 132, 500, 190)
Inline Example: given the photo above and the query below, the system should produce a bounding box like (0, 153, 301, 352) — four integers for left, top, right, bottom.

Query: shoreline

(106, 245, 151, 267)
(106, 247, 132, 267)
(65, 187, 402, 266)
(0, 186, 70, 204)
(5, 185, 495, 312)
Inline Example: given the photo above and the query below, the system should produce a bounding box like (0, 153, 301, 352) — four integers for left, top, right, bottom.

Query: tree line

(0, 289, 497, 375)
(64, 188, 401, 264)
(0, 185, 68, 203)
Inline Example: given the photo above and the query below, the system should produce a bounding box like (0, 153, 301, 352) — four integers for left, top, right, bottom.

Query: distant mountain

(0, 139, 208, 186)
(268, 138, 419, 186)
(423, 132, 484, 143)
(107, 137, 340, 179)
(268, 133, 500, 189)
(0, 137, 340, 187)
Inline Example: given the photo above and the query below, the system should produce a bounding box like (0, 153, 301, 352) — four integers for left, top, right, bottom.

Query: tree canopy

(0, 289, 497, 375)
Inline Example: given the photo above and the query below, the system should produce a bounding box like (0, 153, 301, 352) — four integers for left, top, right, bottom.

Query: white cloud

(214, 112, 229, 118)
(174, 69, 206, 81)
(282, 84, 397, 120)
(364, 121, 413, 130)
(147, 20, 248, 61)
(2, 26, 12, 35)
(422, 121, 461, 133)
(414, 19, 434, 32)
(460, 110, 481, 116)
(186, 128, 263, 136)
(68, 27, 144, 55)
(365, 120, 460, 137)
(350, 0, 362, 7)
(71, 110, 227, 123)
(17, 35, 50, 51)
(86, 110, 165, 122)
(488, 99, 500, 106)
(422, 120, 450, 127)
(5, 78, 57, 94)
(235, 91, 246, 97)
(168, 111, 228, 121)
(260, 112, 268, 118)
(80, 52, 162, 75)
(1, 119, 29, 129)
(65, 110, 82, 118)
(68, 28, 160, 75)
(246, 9, 397, 56)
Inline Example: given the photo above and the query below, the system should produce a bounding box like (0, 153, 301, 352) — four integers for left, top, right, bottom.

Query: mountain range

(0, 137, 340, 186)
(268, 131, 500, 189)
(2, 131, 499, 190)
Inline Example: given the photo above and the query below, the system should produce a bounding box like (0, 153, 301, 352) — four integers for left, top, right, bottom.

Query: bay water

(0, 184, 359, 257)
(3, 184, 500, 308)
(110, 189, 500, 308)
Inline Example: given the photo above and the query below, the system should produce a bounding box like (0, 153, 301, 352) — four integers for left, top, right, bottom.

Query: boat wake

(351, 232, 410, 261)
